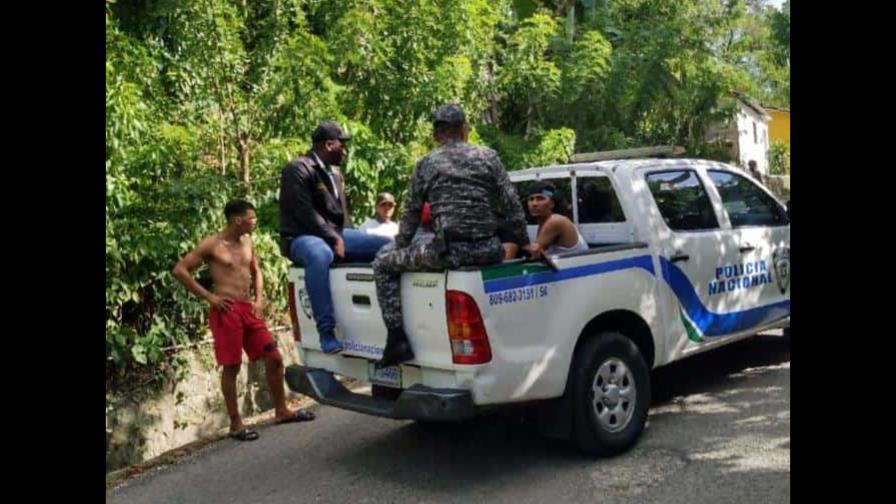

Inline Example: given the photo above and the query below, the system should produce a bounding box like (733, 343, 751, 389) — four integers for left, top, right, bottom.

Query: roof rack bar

(571, 145, 685, 163)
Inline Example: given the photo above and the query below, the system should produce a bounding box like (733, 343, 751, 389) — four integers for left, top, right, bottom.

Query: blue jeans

(288, 229, 391, 340)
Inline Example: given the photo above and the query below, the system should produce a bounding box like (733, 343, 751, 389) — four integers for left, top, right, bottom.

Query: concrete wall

(106, 329, 301, 472)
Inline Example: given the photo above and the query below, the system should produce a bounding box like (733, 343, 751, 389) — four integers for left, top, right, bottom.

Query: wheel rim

(591, 357, 636, 433)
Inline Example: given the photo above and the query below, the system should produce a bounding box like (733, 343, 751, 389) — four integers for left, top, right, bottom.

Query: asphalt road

(107, 333, 790, 504)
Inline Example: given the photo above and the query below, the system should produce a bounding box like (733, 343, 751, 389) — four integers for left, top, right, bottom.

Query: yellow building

(765, 107, 790, 147)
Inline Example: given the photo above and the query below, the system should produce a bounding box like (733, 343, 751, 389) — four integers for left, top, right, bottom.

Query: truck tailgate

(289, 266, 455, 370)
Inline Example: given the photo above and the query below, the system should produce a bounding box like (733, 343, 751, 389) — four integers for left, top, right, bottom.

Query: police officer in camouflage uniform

(373, 104, 544, 367)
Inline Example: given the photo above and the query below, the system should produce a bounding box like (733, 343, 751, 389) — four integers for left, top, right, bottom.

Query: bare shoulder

(196, 234, 221, 251)
(243, 234, 256, 253)
(195, 234, 223, 255)
(546, 213, 574, 230)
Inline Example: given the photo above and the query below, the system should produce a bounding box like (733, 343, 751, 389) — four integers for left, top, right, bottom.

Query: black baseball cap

(311, 121, 351, 143)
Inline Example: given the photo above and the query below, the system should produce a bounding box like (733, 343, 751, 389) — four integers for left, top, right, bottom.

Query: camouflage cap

(432, 103, 466, 128)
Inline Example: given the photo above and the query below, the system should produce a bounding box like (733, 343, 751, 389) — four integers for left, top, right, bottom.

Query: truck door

(639, 167, 742, 357)
(704, 168, 790, 326)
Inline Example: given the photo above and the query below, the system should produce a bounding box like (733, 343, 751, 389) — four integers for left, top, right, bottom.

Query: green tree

(497, 13, 562, 139)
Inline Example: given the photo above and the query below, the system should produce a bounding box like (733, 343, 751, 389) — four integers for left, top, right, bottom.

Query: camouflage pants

(372, 237, 504, 330)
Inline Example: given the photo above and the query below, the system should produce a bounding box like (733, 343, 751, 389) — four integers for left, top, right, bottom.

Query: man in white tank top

(526, 181, 588, 256)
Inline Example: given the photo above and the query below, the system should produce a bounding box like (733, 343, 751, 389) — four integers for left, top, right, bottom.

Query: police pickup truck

(284, 158, 790, 455)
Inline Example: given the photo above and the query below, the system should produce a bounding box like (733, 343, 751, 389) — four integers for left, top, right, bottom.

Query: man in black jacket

(279, 122, 390, 354)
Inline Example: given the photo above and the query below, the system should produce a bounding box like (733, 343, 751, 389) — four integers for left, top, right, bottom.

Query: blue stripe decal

(482, 255, 655, 293)
(481, 253, 790, 338)
(659, 257, 790, 336)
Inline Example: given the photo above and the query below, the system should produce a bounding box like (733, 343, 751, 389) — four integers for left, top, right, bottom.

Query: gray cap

(432, 103, 466, 128)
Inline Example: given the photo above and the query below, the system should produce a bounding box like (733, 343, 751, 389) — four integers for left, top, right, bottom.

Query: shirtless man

(172, 199, 314, 442)
(526, 181, 588, 255)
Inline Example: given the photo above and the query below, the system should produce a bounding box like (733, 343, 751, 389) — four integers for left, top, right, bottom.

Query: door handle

(670, 254, 690, 263)
(739, 245, 755, 253)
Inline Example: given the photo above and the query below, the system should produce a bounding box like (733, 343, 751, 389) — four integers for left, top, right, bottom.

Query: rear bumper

(285, 364, 478, 421)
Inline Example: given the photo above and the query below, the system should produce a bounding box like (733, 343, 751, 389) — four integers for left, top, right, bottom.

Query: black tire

(570, 331, 651, 456)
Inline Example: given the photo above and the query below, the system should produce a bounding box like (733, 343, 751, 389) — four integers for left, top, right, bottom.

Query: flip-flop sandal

(228, 428, 260, 441)
(275, 410, 316, 424)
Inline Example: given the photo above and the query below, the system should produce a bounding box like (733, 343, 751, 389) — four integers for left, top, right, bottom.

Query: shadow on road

(325, 334, 790, 495)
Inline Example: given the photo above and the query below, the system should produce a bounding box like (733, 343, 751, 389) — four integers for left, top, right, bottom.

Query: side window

(645, 170, 719, 231)
(513, 178, 573, 225)
(707, 170, 789, 227)
(577, 177, 626, 223)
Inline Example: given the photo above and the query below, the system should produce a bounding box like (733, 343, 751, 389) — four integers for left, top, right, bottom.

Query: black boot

(376, 327, 415, 368)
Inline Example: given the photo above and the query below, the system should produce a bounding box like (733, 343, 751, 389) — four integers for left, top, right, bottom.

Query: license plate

(368, 362, 402, 389)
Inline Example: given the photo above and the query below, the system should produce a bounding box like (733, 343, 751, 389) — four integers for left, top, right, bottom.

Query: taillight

(446, 290, 491, 364)
(287, 282, 301, 341)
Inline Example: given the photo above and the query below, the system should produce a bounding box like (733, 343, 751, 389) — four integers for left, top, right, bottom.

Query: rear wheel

(570, 331, 651, 456)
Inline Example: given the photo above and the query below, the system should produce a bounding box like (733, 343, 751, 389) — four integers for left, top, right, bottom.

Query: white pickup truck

(284, 158, 790, 455)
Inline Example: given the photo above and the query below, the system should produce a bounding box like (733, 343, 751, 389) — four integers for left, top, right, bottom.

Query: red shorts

(209, 300, 280, 366)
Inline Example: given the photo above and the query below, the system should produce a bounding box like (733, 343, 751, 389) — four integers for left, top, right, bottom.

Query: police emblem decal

(772, 247, 790, 295)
